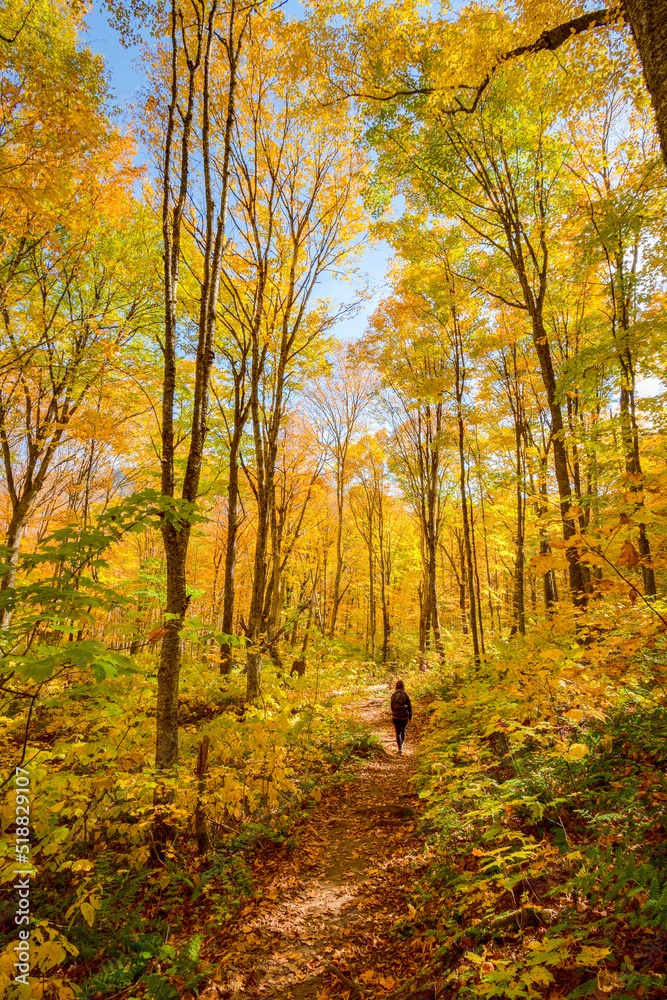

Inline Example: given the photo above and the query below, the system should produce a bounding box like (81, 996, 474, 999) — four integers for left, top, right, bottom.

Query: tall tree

(368, 70, 591, 605)
(149, 0, 248, 839)
(308, 348, 373, 639)
(220, 47, 362, 700)
(364, 295, 449, 661)
(212, 312, 252, 675)
(0, 216, 151, 627)
(322, 0, 667, 175)
(569, 94, 662, 595)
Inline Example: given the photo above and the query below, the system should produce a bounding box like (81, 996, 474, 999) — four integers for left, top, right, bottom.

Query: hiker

(390, 679, 412, 755)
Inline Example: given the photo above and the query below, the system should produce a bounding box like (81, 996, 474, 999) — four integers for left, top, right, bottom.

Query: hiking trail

(202, 683, 429, 999)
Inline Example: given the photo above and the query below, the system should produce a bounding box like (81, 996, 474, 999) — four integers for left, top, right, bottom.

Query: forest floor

(201, 685, 432, 999)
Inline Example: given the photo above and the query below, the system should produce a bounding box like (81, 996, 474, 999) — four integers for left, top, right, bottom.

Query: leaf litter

(200, 691, 428, 999)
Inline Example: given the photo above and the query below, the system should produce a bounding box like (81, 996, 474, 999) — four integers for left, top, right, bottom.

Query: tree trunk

(129, 600, 143, 657)
(616, 340, 657, 596)
(246, 485, 271, 702)
(156, 523, 190, 770)
(0, 511, 25, 628)
(328, 493, 345, 638)
(475, 448, 496, 635)
(262, 561, 275, 632)
(367, 541, 376, 662)
(566, 394, 591, 593)
(220, 438, 241, 674)
(300, 595, 314, 655)
(458, 414, 480, 662)
(625, 0, 667, 168)
(469, 493, 485, 655)
(418, 581, 427, 663)
(456, 536, 468, 635)
(458, 581, 467, 633)
(269, 559, 283, 638)
(377, 499, 391, 662)
(528, 312, 586, 605)
(0, 421, 69, 628)
(510, 416, 525, 637)
(379, 560, 390, 663)
(427, 535, 443, 657)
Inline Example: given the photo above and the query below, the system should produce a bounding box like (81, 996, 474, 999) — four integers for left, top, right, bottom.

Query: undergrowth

(0, 655, 382, 998)
(405, 625, 667, 1000)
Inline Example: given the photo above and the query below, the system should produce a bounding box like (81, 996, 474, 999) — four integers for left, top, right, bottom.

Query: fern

(570, 845, 667, 929)
(183, 933, 203, 964)
(143, 973, 178, 1000)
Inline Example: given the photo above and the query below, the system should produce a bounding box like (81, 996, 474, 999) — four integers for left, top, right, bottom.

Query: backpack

(392, 690, 410, 719)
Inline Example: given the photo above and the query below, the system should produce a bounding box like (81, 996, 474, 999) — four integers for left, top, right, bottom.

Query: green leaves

(0, 490, 210, 691)
(11, 640, 138, 684)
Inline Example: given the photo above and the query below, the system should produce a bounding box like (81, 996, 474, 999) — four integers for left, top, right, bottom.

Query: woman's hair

(395, 679, 405, 690)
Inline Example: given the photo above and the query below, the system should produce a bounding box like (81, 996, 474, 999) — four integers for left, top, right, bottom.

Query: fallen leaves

(596, 968, 624, 995)
(200, 700, 425, 998)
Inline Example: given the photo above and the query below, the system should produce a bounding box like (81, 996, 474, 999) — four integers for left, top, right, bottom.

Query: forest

(1, 0, 667, 998)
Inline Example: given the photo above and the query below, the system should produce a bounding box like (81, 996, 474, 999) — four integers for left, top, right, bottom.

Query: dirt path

(205, 685, 428, 999)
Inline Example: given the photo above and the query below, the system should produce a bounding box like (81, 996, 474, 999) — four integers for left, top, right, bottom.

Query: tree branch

(347, 6, 626, 112)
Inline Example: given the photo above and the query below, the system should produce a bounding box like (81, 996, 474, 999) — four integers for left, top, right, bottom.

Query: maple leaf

(618, 542, 641, 567)
(597, 969, 623, 994)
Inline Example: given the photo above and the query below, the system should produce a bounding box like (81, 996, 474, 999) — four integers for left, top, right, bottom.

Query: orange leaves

(597, 969, 623, 994)
(585, 578, 622, 597)
(617, 541, 641, 568)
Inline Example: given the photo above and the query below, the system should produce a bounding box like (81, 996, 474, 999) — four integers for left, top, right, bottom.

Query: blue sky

(83, 4, 146, 105)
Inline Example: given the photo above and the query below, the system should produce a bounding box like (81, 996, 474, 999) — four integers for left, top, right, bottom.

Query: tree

(146, 0, 249, 839)
(0, 0, 143, 626)
(219, 49, 362, 700)
(363, 293, 451, 662)
(212, 306, 252, 675)
(568, 93, 663, 595)
(0, 214, 152, 627)
(308, 347, 373, 639)
(0, 0, 134, 302)
(624, 1, 667, 167)
(495, 342, 528, 635)
(321, 0, 667, 174)
(367, 67, 593, 606)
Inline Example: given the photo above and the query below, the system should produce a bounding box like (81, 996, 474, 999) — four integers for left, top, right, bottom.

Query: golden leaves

(564, 707, 607, 723)
(529, 552, 568, 573)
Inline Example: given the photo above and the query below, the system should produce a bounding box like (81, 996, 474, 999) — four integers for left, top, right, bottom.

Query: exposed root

(383, 972, 445, 1000)
(354, 804, 416, 818)
(472, 905, 558, 939)
(324, 963, 367, 998)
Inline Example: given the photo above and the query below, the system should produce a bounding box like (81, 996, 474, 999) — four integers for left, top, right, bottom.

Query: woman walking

(390, 679, 412, 755)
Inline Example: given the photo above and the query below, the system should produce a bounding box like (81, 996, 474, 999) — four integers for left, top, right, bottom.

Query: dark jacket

(391, 690, 412, 721)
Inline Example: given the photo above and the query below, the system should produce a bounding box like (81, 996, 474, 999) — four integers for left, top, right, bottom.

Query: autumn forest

(2, 1, 667, 998)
